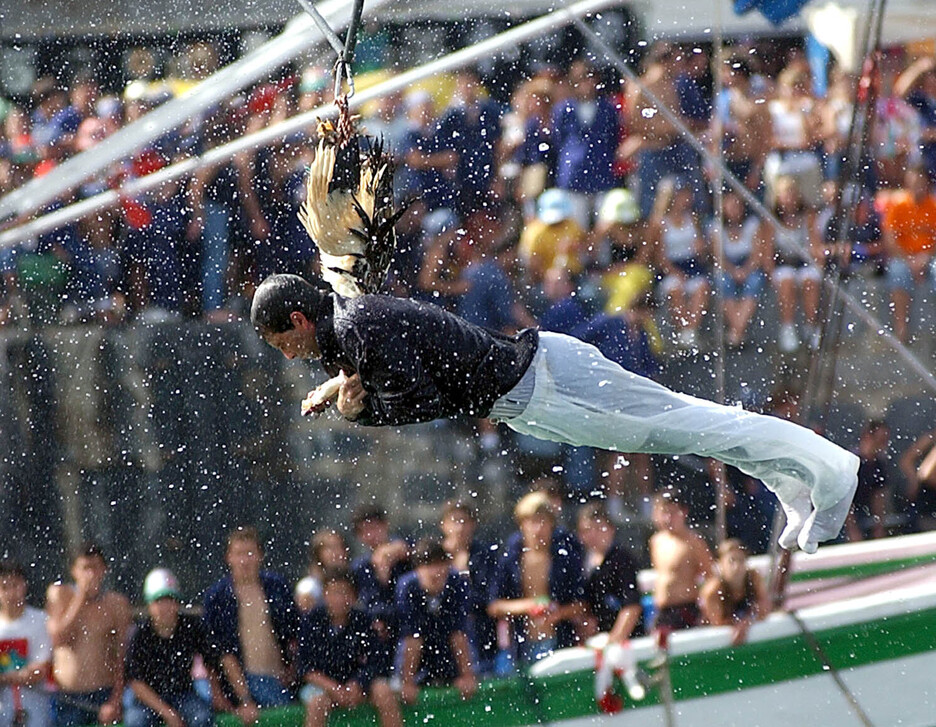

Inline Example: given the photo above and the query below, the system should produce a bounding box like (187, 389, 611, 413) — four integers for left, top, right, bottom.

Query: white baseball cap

(143, 568, 181, 604)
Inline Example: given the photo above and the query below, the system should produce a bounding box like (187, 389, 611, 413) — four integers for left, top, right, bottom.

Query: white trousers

(500, 333, 859, 546)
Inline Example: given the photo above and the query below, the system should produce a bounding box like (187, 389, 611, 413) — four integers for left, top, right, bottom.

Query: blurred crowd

(1, 38, 936, 355)
(0, 489, 777, 727)
(5, 32, 936, 723)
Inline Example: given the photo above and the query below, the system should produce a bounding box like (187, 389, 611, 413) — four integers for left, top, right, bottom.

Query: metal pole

(0, 0, 381, 225)
(711, 0, 728, 546)
(0, 0, 623, 250)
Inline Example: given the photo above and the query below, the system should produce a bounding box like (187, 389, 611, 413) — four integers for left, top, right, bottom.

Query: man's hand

(337, 373, 368, 420)
(98, 698, 121, 725)
(453, 672, 477, 700)
(401, 680, 420, 705)
(731, 618, 753, 646)
(235, 700, 260, 726)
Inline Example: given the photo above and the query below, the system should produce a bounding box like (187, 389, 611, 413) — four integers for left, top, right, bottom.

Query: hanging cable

(803, 0, 887, 436)
(297, 0, 366, 99)
(770, 0, 888, 612)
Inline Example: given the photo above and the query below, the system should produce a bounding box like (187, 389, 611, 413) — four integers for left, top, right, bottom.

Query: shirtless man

(488, 492, 586, 663)
(626, 43, 704, 218)
(649, 494, 714, 631)
(203, 527, 298, 724)
(46, 543, 131, 727)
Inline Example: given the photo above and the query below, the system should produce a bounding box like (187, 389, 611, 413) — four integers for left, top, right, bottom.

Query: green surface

(789, 553, 936, 583)
(212, 606, 936, 725)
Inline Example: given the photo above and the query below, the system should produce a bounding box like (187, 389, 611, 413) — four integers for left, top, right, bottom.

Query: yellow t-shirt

(519, 219, 585, 274)
(601, 263, 654, 314)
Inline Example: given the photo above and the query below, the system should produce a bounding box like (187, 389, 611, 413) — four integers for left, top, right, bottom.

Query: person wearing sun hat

(591, 188, 655, 316)
(123, 569, 216, 727)
(518, 188, 586, 283)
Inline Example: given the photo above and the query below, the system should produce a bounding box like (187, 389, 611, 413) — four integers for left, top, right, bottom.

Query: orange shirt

(883, 193, 936, 255)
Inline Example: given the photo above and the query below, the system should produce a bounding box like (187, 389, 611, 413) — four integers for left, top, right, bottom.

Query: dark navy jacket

(551, 96, 619, 194)
(351, 552, 411, 630)
(396, 569, 470, 683)
(297, 607, 384, 687)
(463, 539, 498, 667)
(314, 294, 538, 427)
(203, 570, 299, 667)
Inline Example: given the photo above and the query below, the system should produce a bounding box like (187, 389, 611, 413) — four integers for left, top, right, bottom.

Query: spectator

(573, 292, 663, 381)
(298, 570, 401, 727)
(873, 59, 922, 189)
(457, 207, 534, 333)
(519, 188, 586, 283)
(489, 492, 586, 663)
(650, 176, 710, 351)
(649, 493, 713, 632)
(203, 527, 297, 719)
(187, 109, 265, 317)
(724, 467, 776, 556)
(397, 539, 476, 704)
(350, 506, 410, 678)
(898, 427, 936, 531)
(896, 56, 936, 183)
(699, 539, 768, 644)
(439, 501, 497, 675)
(400, 90, 456, 213)
(883, 167, 936, 343)
(551, 60, 619, 227)
(66, 72, 100, 129)
(500, 78, 554, 217)
(763, 61, 822, 208)
(47, 543, 131, 727)
(576, 503, 643, 643)
(122, 166, 190, 320)
(436, 69, 501, 216)
(816, 182, 885, 275)
(30, 79, 70, 153)
(416, 208, 470, 312)
(255, 142, 314, 280)
(538, 266, 589, 335)
(762, 175, 822, 353)
(295, 529, 349, 614)
(2, 105, 36, 164)
(627, 44, 705, 219)
(709, 188, 767, 347)
(0, 559, 52, 727)
(365, 90, 409, 165)
(675, 46, 712, 132)
(846, 420, 890, 541)
(818, 68, 856, 183)
(124, 569, 214, 727)
(296, 66, 329, 115)
(592, 188, 654, 316)
(61, 210, 124, 324)
(712, 56, 770, 192)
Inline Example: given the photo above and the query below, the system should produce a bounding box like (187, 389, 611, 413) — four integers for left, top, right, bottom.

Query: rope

(802, 0, 888, 435)
(789, 610, 876, 727)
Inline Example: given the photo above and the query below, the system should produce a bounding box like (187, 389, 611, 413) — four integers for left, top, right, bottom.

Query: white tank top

(717, 217, 760, 262)
(662, 217, 699, 262)
(769, 99, 811, 149)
